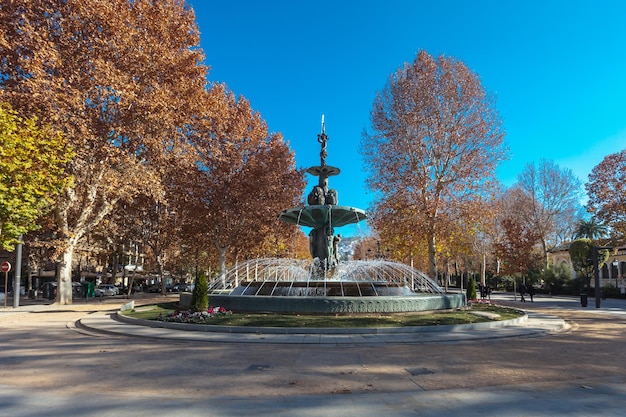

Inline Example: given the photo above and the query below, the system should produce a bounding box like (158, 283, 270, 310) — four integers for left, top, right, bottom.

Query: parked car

(95, 284, 119, 296)
(72, 282, 83, 296)
(147, 285, 162, 293)
(37, 282, 58, 299)
(37, 282, 84, 299)
(172, 283, 192, 292)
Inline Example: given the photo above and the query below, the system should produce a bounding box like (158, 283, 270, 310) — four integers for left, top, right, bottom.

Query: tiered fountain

(206, 119, 465, 313)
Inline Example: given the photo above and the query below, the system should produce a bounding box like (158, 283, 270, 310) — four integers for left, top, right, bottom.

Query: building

(548, 246, 626, 293)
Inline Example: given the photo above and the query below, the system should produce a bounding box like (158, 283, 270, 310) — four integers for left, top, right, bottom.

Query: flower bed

(156, 306, 231, 324)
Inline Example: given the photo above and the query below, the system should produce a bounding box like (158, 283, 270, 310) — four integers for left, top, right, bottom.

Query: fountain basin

(182, 292, 465, 314)
(199, 258, 465, 314)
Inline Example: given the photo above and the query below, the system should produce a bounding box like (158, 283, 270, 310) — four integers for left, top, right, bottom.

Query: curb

(114, 310, 530, 334)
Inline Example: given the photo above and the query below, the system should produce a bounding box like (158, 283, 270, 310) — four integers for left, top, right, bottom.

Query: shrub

(541, 263, 572, 295)
(466, 276, 477, 301)
(190, 271, 208, 312)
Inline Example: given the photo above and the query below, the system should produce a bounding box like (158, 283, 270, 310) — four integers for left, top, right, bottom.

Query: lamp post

(593, 246, 613, 308)
(613, 258, 620, 287)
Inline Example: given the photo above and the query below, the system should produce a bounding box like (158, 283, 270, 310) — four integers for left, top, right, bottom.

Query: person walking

(528, 284, 535, 302)
(519, 283, 526, 302)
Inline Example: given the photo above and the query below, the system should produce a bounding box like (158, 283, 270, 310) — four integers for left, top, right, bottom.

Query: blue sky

(187, 0, 626, 237)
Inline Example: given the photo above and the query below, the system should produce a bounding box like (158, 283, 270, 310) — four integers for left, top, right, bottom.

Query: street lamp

(593, 246, 614, 308)
(613, 258, 621, 287)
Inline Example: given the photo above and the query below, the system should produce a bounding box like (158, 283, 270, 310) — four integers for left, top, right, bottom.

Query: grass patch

(122, 302, 523, 328)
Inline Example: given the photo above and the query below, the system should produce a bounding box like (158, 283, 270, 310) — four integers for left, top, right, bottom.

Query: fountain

(205, 118, 465, 313)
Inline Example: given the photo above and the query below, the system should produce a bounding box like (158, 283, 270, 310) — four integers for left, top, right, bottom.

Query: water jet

(206, 119, 465, 313)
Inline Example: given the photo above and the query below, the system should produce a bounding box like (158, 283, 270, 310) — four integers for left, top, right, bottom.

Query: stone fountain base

(181, 291, 466, 314)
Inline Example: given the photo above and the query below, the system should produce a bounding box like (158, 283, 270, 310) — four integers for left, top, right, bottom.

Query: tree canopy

(574, 217, 608, 241)
(586, 149, 626, 244)
(569, 238, 609, 289)
(361, 50, 507, 278)
(0, 0, 208, 303)
(515, 159, 583, 265)
(0, 103, 73, 250)
(181, 84, 305, 280)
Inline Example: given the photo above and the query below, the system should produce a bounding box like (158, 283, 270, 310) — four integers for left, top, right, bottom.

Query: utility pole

(13, 235, 23, 308)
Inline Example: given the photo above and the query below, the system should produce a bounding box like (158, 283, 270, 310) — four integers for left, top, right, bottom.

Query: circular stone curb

(115, 310, 529, 335)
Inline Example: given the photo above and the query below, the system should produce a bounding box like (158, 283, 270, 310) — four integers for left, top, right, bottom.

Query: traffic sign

(0, 261, 11, 272)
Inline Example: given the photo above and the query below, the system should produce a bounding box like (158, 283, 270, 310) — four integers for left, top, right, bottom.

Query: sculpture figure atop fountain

(278, 116, 367, 275)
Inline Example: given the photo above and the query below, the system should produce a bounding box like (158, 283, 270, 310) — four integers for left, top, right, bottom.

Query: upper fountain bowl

(279, 205, 367, 229)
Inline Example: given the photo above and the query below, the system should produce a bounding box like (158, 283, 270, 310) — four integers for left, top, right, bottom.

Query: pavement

(2, 292, 626, 416)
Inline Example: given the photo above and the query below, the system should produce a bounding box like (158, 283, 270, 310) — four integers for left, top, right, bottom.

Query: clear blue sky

(187, 0, 626, 237)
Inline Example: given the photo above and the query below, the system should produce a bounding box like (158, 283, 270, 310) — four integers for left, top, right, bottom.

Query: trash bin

(580, 293, 588, 307)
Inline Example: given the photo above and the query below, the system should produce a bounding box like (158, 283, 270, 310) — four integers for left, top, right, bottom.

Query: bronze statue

(278, 116, 366, 275)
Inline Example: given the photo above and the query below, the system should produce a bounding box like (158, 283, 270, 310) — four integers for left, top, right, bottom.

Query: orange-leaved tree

(362, 50, 507, 278)
(181, 84, 305, 284)
(0, 0, 207, 303)
(585, 149, 626, 245)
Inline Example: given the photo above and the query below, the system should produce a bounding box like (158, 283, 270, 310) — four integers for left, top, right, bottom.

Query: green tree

(569, 238, 609, 290)
(0, 103, 73, 250)
(362, 50, 507, 278)
(574, 217, 607, 240)
(541, 263, 572, 295)
(466, 276, 477, 301)
(190, 271, 209, 313)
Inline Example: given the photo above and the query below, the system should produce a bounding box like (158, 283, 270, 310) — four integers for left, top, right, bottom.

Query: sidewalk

(489, 291, 626, 314)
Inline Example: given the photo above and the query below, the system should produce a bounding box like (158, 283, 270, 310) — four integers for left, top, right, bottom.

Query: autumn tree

(0, 1, 207, 303)
(515, 159, 583, 266)
(493, 187, 543, 278)
(0, 103, 73, 250)
(494, 217, 542, 278)
(110, 194, 181, 295)
(182, 84, 304, 283)
(586, 149, 626, 244)
(450, 193, 502, 287)
(362, 50, 507, 278)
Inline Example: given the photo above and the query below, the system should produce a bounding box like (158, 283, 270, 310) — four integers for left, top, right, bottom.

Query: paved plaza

(1, 292, 626, 416)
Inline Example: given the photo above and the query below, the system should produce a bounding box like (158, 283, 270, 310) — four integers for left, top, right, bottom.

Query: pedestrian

(519, 283, 526, 302)
(528, 284, 535, 302)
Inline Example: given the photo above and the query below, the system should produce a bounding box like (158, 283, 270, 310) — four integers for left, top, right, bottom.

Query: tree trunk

(541, 238, 549, 269)
(158, 258, 166, 295)
(217, 245, 227, 289)
(427, 233, 437, 279)
(57, 245, 75, 305)
(481, 253, 486, 287)
(111, 253, 118, 287)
